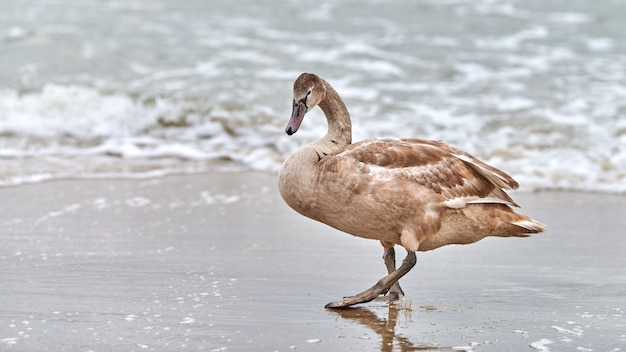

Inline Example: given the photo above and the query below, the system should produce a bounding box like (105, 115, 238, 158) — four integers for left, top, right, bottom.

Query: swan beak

(285, 101, 307, 135)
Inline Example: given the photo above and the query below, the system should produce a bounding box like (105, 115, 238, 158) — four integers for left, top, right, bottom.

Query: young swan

(278, 73, 545, 308)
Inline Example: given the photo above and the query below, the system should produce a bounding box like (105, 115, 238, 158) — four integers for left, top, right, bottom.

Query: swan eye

(296, 89, 313, 108)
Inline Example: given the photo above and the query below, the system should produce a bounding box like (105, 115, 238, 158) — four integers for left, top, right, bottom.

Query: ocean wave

(1, 0, 625, 193)
(0, 82, 625, 193)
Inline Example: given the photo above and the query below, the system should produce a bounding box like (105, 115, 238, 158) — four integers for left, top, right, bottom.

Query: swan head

(285, 73, 326, 135)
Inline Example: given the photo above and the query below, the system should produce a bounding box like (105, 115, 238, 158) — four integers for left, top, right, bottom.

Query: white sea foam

(0, 76, 624, 192)
(530, 339, 553, 351)
(0, 85, 155, 138)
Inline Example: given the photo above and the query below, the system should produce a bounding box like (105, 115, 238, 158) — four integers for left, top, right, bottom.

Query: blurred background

(1, 0, 625, 191)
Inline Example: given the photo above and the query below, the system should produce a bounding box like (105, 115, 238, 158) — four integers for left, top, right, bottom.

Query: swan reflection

(329, 303, 447, 351)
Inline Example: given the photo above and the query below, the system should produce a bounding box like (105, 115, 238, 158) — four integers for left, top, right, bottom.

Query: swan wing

(328, 137, 519, 207)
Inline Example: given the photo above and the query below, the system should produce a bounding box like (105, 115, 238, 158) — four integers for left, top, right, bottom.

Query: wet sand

(1, 172, 625, 351)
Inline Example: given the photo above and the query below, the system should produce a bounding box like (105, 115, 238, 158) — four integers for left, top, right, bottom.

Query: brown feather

(330, 137, 517, 205)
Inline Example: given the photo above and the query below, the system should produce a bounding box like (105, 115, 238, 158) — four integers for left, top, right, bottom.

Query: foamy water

(1, 0, 625, 192)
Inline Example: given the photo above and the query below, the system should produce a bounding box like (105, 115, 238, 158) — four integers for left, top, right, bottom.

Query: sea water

(1, 0, 625, 192)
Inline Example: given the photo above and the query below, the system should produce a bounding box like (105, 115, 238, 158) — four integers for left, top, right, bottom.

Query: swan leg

(376, 244, 405, 301)
(325, 251, 416, 309)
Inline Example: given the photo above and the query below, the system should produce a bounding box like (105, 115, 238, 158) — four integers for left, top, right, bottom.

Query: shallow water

(1, 173, 624, 351)
(1, 0, 625, 191)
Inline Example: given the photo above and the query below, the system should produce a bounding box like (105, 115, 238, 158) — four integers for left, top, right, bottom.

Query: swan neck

(318, 80, 352, 146)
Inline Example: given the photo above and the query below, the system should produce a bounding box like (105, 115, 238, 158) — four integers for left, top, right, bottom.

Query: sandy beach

(1, 172, 625, 351)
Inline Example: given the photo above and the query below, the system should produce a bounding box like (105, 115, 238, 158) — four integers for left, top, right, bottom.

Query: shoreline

(1, 172, 625, 351)
(2, 167, 625, 196)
